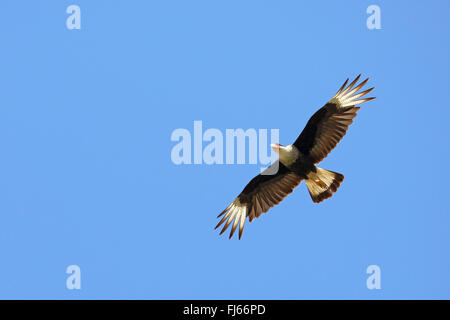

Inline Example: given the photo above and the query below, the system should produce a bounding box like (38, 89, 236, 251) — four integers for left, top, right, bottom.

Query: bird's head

(271, 143, 282, 155)
(271, 143, 299, 165)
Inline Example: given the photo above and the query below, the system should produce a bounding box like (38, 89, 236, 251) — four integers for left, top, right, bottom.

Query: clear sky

(0, 1, 449, 299)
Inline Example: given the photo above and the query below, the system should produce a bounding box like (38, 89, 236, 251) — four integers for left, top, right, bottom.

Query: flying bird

(216, 75, 375, 239)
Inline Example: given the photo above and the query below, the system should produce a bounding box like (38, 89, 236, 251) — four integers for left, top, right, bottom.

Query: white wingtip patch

(330, 75, 375, 108)
(215, 199, 248, 240)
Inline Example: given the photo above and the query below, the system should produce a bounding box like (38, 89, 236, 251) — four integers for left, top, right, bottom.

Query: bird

(215, 75, 375, 239)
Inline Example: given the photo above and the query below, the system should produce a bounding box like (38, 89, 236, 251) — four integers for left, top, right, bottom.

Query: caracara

(216, 75, 375, 239)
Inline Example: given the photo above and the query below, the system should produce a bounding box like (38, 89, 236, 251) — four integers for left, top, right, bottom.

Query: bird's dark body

(286, 153, 316, 179)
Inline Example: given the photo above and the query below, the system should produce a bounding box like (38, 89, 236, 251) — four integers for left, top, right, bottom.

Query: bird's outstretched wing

(216, 161, 302, 239)
(294, 75, 375, 164)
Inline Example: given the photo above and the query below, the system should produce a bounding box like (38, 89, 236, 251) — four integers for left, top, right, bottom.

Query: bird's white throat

(278, 144, 300, 166)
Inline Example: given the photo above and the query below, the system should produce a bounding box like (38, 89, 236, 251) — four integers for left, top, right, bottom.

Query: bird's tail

(305, 167, 344, 203)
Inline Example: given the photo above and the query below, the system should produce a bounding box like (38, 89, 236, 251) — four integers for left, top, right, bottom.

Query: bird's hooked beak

(271, 143, 281, 155)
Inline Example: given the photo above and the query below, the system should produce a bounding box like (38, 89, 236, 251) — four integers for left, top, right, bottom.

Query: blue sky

(0, 1, 449, 299)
